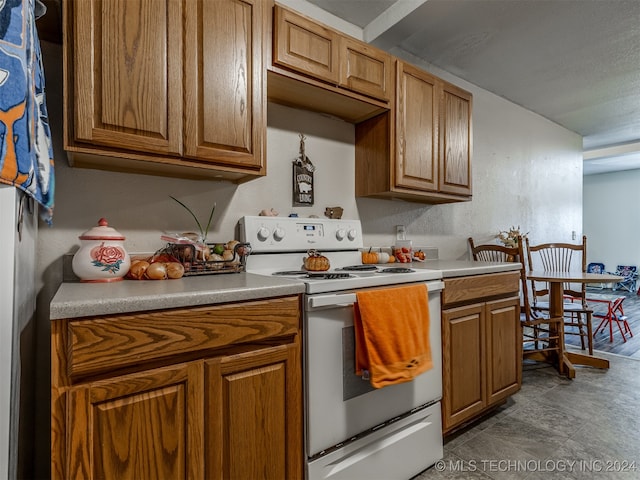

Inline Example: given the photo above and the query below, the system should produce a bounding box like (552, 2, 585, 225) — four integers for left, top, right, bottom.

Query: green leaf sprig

(170, 195, 216, 242)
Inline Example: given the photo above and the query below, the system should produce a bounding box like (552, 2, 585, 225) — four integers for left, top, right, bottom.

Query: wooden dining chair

(525, 235, 594, 355)
(468, 237, 563, 357)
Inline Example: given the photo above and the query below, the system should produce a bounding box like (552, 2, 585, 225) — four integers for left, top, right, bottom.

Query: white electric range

(239, 216, 444, 480)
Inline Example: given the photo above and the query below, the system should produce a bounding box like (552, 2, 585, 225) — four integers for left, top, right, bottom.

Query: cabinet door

(441, 303, 485, 432)
(207, 341, 302, 480)
(485, 297, 522, 404)
(184, 0, 265, 170)
(439, 81, 472, 196)
(273, 5, 340, 85)
(71, 0, 183, 156)
(65, 362, 203, 480)
(395, 61, 439, 191)
(340, 38, 392, 101)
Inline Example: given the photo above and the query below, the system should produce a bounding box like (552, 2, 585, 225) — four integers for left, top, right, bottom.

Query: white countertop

(415, 259, 521, 278)
(50, 260, 520, 320)
(50, 273, 305, 320)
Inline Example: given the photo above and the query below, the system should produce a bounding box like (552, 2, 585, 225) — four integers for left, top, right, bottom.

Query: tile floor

(414, 351, 640, 479)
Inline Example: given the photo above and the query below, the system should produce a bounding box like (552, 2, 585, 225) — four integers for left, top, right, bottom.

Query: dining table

(526, 270, 623, 378)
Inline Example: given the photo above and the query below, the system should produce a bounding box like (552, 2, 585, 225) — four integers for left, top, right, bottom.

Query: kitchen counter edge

(416, 260, 521, 278)
(50, 262, 520, 320)
(50, 272, 306, 320)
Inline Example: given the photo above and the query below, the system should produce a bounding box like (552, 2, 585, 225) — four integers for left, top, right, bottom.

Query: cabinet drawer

(442, 271, 520, 307)
(65, 296, 300, 378)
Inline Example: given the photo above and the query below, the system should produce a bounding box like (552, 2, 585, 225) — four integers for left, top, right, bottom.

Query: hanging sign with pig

(293, 133, 315, 206)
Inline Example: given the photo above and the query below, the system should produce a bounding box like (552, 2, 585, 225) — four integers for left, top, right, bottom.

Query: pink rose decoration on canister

(72, 218, 131, 282)
(90, 242, 126, 274)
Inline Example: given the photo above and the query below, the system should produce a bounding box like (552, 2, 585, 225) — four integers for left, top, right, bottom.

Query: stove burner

(379, 267, 415, 273)
(306, 272, 354, 279)
(340, 265, 378, 271)
(272, 270, 307, 276)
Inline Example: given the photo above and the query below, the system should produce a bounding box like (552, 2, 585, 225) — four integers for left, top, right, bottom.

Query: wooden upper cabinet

(355, 60, 472, 204)
(272, 5, 392, 103)
(439, 81, 473, 196)
(395, 61, 439, 191)
(340, 37, 392, 102)
(65, 0, 266, 181)
(184, 0, 265, 170)
(273, 5, 340, 84)
(71, 0, 183, 156)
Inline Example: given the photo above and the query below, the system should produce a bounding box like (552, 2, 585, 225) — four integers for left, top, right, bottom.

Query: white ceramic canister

(72, 218, 131, 282)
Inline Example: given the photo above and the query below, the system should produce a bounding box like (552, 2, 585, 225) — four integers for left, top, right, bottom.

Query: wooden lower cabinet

(207, 344, 301, 480)
(441, 273, 522, 434)
(485, 298, 522, 406)
(51, 296, 302, 480)
(65, 362, 204, 479)
(442, 302, 485, 430)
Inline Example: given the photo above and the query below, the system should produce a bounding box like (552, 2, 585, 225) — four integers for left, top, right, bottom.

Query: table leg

(549, 283, 609, 377)
(565, 351, 609, 370)
(548, 283, 568, 376)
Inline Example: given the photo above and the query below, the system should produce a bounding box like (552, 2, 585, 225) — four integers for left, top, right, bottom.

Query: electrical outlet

(572, 230, 576, 240)
(396, 225, 406, 241)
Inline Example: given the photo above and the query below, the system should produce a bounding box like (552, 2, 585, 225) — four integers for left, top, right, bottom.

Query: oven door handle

(308, 293, 357, 309)
(307, 281, 444, 309)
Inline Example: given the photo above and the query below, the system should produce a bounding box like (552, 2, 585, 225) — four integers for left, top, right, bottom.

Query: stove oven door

(304, 280, 443, 460)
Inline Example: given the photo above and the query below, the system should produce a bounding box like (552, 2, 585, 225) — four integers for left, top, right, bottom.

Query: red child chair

(593, 296, 634, 343)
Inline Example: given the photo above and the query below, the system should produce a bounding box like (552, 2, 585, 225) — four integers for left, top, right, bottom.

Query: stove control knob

(335, 229, 346, 241)
(347, 229, 357, 241)
(273, 227, 285, 241)
(257, 226, 270, 241)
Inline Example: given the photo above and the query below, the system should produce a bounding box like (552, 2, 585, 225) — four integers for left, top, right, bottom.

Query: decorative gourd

(361, 248, 379, 265)
(304, 249, 330, 271)
(377, 252, 390, 264)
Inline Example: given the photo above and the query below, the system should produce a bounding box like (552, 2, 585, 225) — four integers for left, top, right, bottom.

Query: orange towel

(354, 284, 432, 388)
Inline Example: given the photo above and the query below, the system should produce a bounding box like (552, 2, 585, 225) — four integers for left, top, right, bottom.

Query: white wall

(32, 28, 584, 472)
(584, 169, 640, 269)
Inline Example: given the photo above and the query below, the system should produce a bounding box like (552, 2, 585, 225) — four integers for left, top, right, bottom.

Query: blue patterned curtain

(0, 0, 54, 223)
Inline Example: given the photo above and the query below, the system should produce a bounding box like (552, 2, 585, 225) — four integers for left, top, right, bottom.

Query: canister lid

(78, 218, 125, 241)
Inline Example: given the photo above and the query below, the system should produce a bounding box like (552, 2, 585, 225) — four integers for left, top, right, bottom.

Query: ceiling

(306, 0, 640, 175)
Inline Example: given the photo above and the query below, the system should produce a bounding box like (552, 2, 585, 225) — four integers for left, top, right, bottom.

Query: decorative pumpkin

(361, 248, 379, 265)
(377, 252, 390, 264)
(304, 249, 330, 271)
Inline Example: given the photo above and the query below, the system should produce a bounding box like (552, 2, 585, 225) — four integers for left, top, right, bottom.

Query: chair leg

(594, 316, 607, 336)
(614, 317, 628, 342)
(576, 312, 587, 351)
(586, 312, 593, 355)
(624, 319, 634, 338)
